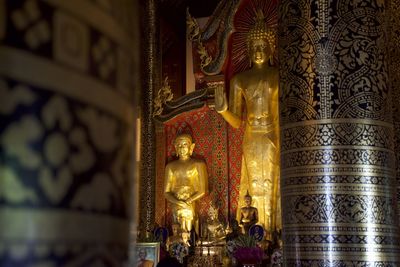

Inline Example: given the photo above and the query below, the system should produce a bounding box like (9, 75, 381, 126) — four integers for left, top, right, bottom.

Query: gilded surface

(230, 0, 278, 75)
(279, 0, 400, 264)
(160, 105, 231, 227)
(164, 134, 208, 233)
(215, 11, 281, 235)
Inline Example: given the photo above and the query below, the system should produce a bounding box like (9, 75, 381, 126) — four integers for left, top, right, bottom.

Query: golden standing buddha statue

(164, 134, 208, 233)
(215, 11, 281, 237)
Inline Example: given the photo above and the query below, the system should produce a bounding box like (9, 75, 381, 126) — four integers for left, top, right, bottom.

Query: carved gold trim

(186, 8, 200, 41)
(153, 76, 173, 117)
(186, 9, 212, 71)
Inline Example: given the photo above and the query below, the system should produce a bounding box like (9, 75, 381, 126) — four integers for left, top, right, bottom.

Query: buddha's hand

(214, 86, 227, 113)
(176, 200, 191, 209)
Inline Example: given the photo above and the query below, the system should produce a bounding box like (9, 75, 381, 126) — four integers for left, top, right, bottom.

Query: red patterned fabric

(228, 121, 245, 216)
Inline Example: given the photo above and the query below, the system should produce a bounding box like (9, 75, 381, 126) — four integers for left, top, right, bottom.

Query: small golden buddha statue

(164, 134, 208, 233)
(239, 191, 258, 234)
(181, 231, 191, 247)
(215, 10, 281, 234)
(168, 223, 183, 246)
(202, 205, 225, 242)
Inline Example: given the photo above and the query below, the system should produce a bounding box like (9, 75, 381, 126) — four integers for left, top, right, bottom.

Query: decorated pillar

(0, 0, 139, 265)
(387, 0, 400, 220)
(279, 0, 400, 265)
(138, 0, 161, 236)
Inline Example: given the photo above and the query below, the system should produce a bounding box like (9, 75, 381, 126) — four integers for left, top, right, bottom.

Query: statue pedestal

(238, 260, 261, 267)
(236, 257, 262, 267)
(187, 245, 225, 266)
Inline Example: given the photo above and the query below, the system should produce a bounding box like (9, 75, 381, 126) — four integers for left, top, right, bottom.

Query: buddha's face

(182, 232, 190, 242)
(174, 136, 193, 159)
(208, 209, 217, 220)
(250, 39, 270, 65)
(172, 224, 179, 235)
(244, 196, 252, 206)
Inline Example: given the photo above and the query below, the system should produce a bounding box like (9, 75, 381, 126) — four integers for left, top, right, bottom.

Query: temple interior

(1, 0, 400, 266)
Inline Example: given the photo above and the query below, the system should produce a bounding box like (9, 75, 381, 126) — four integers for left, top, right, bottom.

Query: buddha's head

(208, 205, 218, 221)
(172, 223, 180, 235)
(248, 10, 276, 65)
(174, 134, 195, 159)
(244, 190, 253, 207)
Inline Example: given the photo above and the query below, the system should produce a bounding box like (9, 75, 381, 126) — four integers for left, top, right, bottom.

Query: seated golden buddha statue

(202, 205, 225, 243)
(164, 134, 208, 233)
(168, 223, 183, 247)
(239, 191, 258, 234)
(215, 10, 281, 235)
(168, 225, 190, 248)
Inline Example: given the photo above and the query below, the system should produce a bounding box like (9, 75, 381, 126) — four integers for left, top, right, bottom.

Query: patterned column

(0, 0, 138, 265)
(138, 0, 161, 236)
(387, 0, 400, 220)
(279, 0, 400, 265)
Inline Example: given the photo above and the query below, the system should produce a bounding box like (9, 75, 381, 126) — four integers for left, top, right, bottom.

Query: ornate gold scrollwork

(186, 9, 212, 71)
(153, 76, 174, 117)
(186, 8, 200, 41)
(197, 42, 212, 69)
